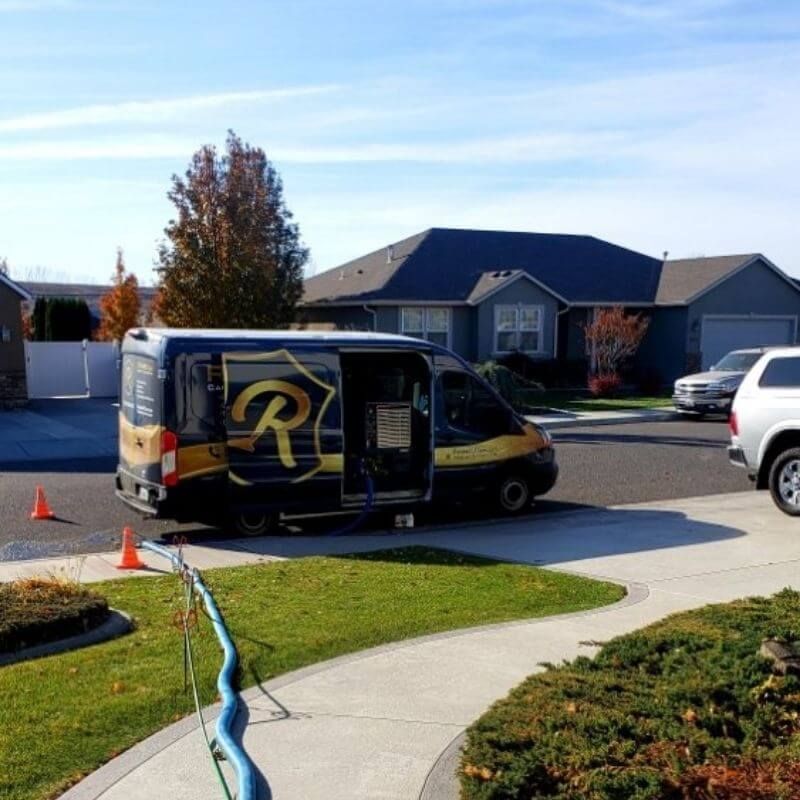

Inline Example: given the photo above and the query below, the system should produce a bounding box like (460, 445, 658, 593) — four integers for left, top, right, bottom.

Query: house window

(401, 307, 450, 347)
(494, 304, 543, 353)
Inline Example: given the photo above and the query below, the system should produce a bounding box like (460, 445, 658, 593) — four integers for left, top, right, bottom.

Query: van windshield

(121, 354, 161, 427)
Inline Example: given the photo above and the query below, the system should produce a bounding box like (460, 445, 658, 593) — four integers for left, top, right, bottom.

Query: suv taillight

(729, 411, 738, 437)
(161, 430, 179, 487)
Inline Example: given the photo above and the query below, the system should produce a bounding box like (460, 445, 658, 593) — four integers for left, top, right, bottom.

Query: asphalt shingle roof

(303, 231, 788, 309)
(654, 255, 758, 304)
(303, 228, 663, 306)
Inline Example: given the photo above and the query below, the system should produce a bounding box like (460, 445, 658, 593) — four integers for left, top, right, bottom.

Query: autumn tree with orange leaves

(98, 249, 140, 341)
(155, 131, 307, 328)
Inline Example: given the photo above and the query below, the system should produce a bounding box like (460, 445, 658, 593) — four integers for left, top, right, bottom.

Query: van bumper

(527, 451, 559, 496)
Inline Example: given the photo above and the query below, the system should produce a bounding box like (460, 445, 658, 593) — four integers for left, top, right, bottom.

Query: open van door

(221, 349, 342, 508)
(339, 350, 434, 506)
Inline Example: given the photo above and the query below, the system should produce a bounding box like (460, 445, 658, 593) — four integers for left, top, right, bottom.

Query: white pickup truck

(728, 346, 800, 515)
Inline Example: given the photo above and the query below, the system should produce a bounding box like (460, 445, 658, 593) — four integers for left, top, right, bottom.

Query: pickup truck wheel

(496, 474, 532, 515)
(232, 511, 278, 537)
(768, 448, 800, 516)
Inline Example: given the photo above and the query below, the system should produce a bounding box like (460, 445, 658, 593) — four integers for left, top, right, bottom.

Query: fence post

(82, 339, 91, 397)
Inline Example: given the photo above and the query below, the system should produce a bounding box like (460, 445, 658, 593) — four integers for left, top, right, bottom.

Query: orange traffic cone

(116, 526, 145, 570)
(30, 486, 55, 520)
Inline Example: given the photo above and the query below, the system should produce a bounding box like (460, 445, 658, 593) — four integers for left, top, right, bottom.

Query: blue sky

(1, 0, 798, 285)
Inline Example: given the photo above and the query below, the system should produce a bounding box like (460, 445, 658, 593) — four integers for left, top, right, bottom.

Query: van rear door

(119, 353, 163, 487)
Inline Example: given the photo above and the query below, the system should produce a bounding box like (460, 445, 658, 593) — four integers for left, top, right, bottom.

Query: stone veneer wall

(0, 370, 27, 408)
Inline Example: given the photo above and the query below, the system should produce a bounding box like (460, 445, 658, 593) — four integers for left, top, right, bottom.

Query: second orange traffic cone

(30, 486, 55, 520)
(116, 526, 145, 570)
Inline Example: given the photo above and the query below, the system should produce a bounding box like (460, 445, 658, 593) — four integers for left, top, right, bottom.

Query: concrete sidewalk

(526, 405, 676, 429)
(53, 490, 800, 800)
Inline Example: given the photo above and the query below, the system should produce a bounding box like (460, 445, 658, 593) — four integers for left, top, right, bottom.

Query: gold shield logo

(223, 349, 337, 484)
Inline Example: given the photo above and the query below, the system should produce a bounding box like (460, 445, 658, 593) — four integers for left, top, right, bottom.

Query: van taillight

(161, 430, 178, 487)
(729, 411, 738, 437)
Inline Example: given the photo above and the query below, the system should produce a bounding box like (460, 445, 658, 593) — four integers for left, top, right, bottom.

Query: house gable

(0, 272, 32, 302)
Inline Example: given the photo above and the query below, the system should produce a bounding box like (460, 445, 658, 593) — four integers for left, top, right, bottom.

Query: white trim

(700, 313, 799, 368)
(400, 305, 452, 349)
(493, 303, 545, 355)
(684, 255, 800, 306)
(469, 271, 568, 306)
(0, 272, 32, 301)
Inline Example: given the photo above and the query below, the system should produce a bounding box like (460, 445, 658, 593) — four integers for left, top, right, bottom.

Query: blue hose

(329, 473, 374, 536)
(140, 539, 257, 800)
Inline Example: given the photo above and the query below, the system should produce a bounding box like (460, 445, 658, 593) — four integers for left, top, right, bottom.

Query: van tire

(232, 511, 278, 537)
(768, 447, 800, 516)
(496, 474, 531, 515)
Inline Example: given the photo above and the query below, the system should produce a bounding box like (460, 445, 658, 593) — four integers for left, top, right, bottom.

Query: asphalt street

(0, 418, 751, 559)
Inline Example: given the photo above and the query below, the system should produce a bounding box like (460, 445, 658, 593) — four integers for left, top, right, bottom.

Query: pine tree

(98, 248, 141, 341)
(156, 130, 308, 328)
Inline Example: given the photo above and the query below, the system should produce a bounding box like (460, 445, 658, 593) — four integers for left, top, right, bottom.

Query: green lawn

(461, 589, 800, 800)
(537, 392, 672, 413)
(0, 546, 623, 800)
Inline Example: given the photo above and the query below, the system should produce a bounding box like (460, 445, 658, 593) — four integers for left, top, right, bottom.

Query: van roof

(124, 327, 431, 347)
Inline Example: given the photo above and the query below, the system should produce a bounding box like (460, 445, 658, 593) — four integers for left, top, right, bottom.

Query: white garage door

(702, 316, 796, 369)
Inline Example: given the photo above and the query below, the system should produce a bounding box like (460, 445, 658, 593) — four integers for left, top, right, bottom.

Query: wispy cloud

(0, 131, 625, 163)
(0, 86, 339, 132)
(0, 0, 81, 10)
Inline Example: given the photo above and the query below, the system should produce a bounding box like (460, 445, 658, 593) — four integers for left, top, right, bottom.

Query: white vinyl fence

(25, 341, 119, 399)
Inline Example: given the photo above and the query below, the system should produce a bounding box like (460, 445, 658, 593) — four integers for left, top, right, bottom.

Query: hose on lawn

(140, 539, 257, 800)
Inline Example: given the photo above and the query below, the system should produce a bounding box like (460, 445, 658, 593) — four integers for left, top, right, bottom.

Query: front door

(222, 348, 342, 509)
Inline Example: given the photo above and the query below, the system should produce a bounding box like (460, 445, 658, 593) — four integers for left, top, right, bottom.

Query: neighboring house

(301, 228, 800, 384)
(0, 272, 32, 406)
(20, 281, 158, 332)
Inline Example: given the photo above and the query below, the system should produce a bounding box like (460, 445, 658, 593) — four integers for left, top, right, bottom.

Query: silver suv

(673, 348, 767, 417)
(728, 346, 800, 515)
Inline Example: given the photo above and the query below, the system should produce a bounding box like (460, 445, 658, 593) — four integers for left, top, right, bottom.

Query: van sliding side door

(221, 349, 342, 508)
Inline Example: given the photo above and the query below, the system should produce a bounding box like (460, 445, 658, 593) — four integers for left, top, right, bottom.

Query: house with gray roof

(20, 281, 159, 332)
(301, 228, 800, 384)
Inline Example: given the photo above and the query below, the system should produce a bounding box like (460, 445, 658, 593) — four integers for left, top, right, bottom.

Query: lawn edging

(0, 609, 132, 667)
(60, 580, 646, 800)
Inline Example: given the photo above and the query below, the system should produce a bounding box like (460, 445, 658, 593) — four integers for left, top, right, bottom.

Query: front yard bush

(461, 589, 800, 800)
(588, 371, 621, 397)
(0, 578, 109, 653)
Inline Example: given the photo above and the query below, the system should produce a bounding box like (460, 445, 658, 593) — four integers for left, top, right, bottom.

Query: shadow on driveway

(184, 504, 745, 570)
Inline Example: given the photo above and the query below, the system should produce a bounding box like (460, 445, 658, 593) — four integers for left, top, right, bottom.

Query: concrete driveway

(60, 490, 800, 800)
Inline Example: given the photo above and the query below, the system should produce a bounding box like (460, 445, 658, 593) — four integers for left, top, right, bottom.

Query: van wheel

(496, 474, 531, 515)
(232, 511, 278, 537)
(769, 448, 800, 516)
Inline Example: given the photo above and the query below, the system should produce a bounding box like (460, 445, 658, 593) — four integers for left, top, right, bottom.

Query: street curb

(59, 581, 648, 800)
(530, 409, 677, 430)
(419, 731, 465, 800)
(0, 609, 132, 667)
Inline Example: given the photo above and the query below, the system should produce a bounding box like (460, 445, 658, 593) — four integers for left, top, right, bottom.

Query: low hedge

(0, 578, 109, 653)
(461, 589, 800, 800)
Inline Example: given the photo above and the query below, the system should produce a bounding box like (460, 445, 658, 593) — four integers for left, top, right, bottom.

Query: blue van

(116, 329, 557, 534)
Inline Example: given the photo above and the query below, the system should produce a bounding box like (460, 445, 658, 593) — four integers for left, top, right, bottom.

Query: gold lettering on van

(229, 380, 311, 468)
